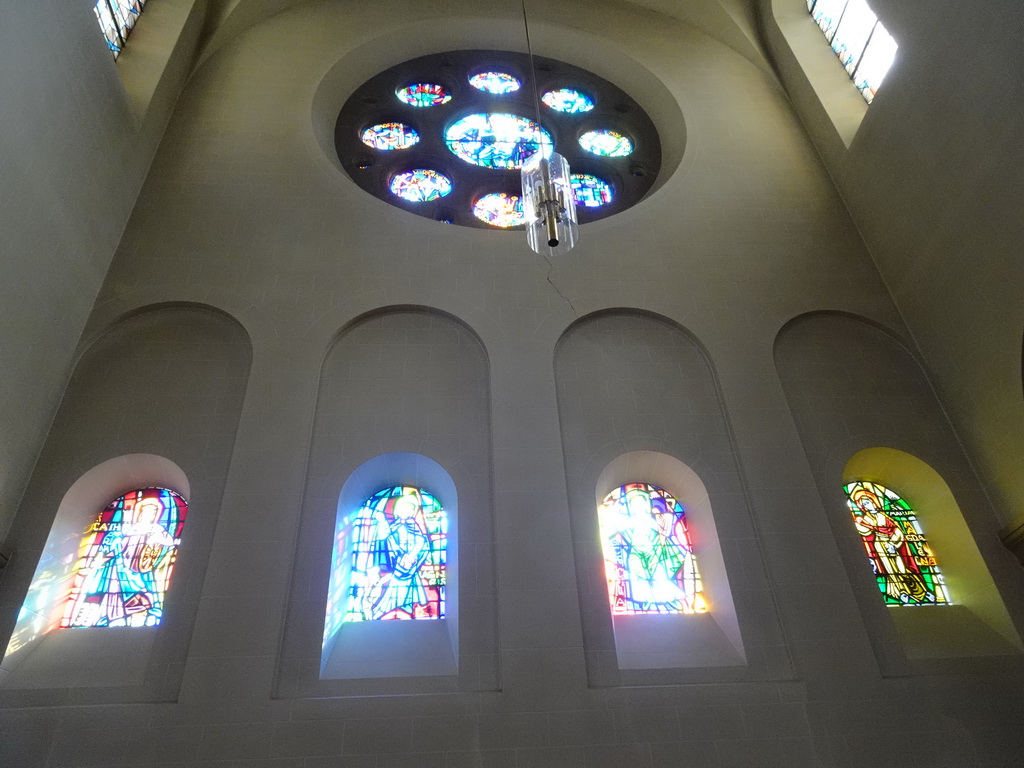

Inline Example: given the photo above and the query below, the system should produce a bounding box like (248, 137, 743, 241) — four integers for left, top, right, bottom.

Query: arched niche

(321, 452, 459, 679)
(277, 307, 497, 697)
(844, 448, 1021, 660)
(775, 311, 1024, 673)
(0, 304, 252, 706)
(554, 309, 789, 686)
(1, 455, 190, 688)
(595, 451, 744, 670)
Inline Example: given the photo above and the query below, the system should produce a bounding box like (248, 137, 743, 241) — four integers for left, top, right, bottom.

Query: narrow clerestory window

(807, 0, 898, 102)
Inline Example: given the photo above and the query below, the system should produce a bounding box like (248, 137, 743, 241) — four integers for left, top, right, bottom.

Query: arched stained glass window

(599, 483, 706, 615)
(62, 487, 187, 628)
(807, 0, 898, 102)
(93, 0, 147, 59)
(844, 481, 949, 606)
(347, 486, 447, 622)
(445, 114, 553, 170)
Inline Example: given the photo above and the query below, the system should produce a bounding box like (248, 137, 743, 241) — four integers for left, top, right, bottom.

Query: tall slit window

(807, 0, 898, 102)
(93, 0, 147, 59)
(598, 483, 707, 615)
(844, 481, 949, 606)
(63, 487, 187, 628)
(345, 486, 447, 622)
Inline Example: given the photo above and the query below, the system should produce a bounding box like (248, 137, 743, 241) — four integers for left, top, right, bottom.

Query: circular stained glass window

(396, 83, 451, 107)
(469, 72, 521, 94)
(336, 50, 661, 229)
(570, 174, 614, 207)
(361, 123, 420, 150)
(542, 88, 594, 113)
(445, 114, 553, 170)
(473, 193, 524, 228)
(389, 169, 453, 202)
(579, 129, 633, 157)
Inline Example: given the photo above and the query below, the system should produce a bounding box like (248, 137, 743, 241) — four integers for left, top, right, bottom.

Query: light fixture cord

(520, 0, 544, 128)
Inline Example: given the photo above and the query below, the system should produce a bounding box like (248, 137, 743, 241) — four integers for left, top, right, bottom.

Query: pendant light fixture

(520, 0, 579, 256)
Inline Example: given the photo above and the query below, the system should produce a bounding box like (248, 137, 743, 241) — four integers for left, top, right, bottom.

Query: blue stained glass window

(808, 0, 898, 103)
(579, 129, 633, 157)
(473, 193, 525, 228)
(389, 169, 453, 202)
(542, 89, 595, 114)
(445, 113, 553, 170)
(93, 0, 146, 59)
(469, 72, 521, 94)
(570, 174, 613, 207)
(599, 483, 706, 615)
(346, 486, 447, 622)
(62, 488, 187, 628)
(396, 83, 452, 107)
(361, 123, 420, 150)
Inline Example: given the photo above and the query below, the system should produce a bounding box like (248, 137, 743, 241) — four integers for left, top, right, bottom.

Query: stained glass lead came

(469, 72, 522, 94)
(579, 129, 633, 157)
(445, 113, 553, 170)
(361, 123, 420, 151)
(844, 481, 950, 606)
(542, 89, 595, 114)
(62, 488, 187, 628)
(344, 486, 447, 622)
(598, 483, 707, 615)
(570, 174, 613, 207)
(473, 193, 525, 228)
(396, 83, 452, 107)
(389, 169, 453, 202)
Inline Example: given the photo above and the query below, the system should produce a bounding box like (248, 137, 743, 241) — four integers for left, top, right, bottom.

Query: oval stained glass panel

(445, 113, 553, 170)
(570, 174, 613, 207)
(473, 193, 524, 228)
(389, 169, 453, 202)
(579, 129, 633, 157)
(469, 72, 521, 94)
(542, 88, 594, 113)
(360, 122, 420, 150)
(396, 83, 452, 107)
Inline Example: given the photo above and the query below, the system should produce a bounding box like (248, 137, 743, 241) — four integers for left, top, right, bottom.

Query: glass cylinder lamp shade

(521, 151, 579, 256)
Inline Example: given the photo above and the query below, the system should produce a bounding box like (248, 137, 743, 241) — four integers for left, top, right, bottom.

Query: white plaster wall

(0, 0, 211, 538)
(0, 0, 1021, 765)
(762, 0, 1024, 530)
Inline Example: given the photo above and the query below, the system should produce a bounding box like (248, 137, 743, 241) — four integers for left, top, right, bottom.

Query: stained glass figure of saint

(347, 486, 447, 622)
(844, 481, 949, 606)
(598, 483, 707, 615)
(61, 488, 187, 628)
